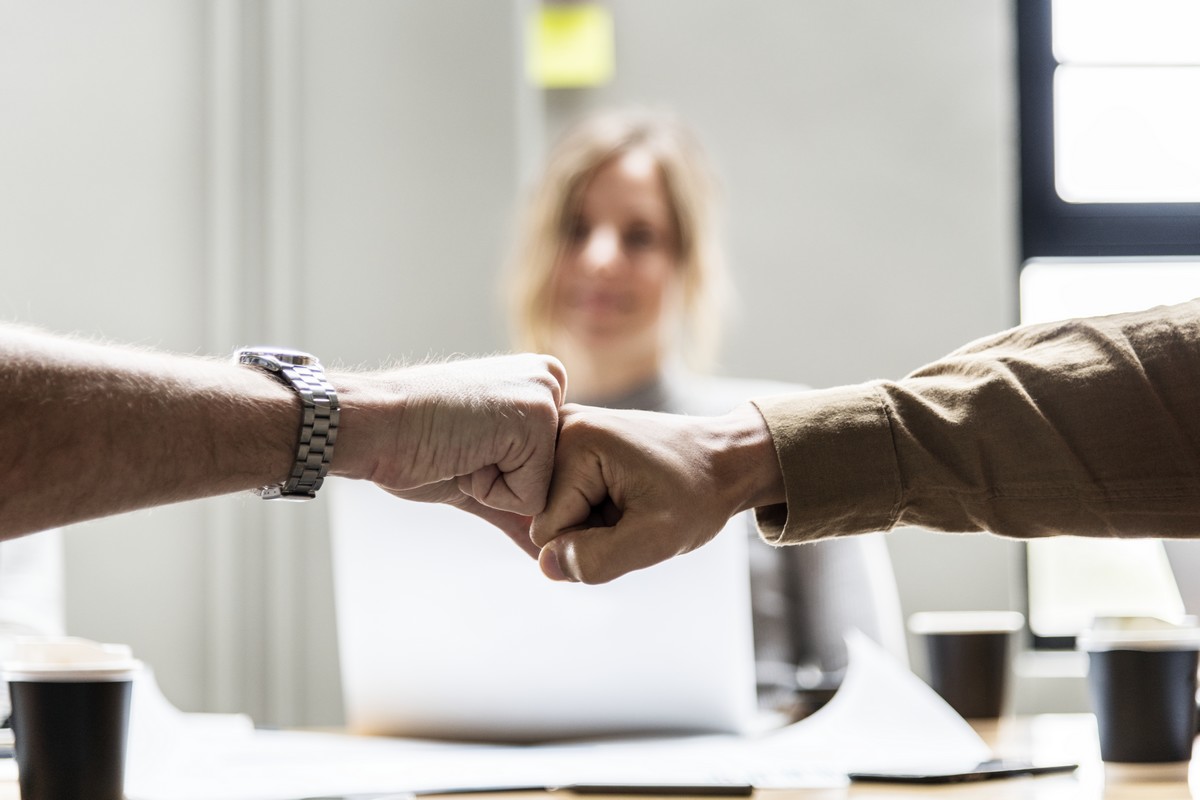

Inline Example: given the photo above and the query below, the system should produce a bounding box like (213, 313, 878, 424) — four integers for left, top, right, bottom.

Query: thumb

(536, 511, 679, 584)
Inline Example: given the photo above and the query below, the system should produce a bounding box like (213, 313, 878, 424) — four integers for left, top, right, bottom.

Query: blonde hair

(505, 108, 731, 371)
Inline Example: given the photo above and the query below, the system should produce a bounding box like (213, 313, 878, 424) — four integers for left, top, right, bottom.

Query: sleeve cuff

(750, 383, 901, 545)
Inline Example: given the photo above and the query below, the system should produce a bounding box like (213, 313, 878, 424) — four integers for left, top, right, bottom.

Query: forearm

(0, 325, 298, 538)
(754, 299, 1200, 544)
(712, 403, 787, 516)
(1, 325, 565, 545)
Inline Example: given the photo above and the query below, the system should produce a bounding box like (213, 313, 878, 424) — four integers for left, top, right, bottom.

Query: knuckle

(543, 354, 567, 387)
(558, 411, 599, 439)
(530, 394, 560, 424)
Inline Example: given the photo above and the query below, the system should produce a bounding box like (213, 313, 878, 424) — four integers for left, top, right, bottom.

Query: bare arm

(1, 324, 298, 536)
(0, 323, 566, 551)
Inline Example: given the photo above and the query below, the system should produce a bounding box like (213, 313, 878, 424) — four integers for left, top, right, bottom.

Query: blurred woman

(505, 107, 907, 716)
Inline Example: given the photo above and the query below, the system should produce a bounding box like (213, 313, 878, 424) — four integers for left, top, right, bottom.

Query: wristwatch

(235, 347, 340, 501)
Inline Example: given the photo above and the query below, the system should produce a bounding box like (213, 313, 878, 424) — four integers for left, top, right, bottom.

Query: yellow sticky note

(527, 4, 614, 89)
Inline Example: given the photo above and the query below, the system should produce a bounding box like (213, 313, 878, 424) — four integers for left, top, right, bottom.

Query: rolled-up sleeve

(752, 299, 1200, 545)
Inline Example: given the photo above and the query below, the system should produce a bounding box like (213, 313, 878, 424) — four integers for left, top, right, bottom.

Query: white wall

(0, 0, 1050, 724)
(0, 0, 210, 712)
(535, 0, 1026, 683)
(294, 0, 540, 725)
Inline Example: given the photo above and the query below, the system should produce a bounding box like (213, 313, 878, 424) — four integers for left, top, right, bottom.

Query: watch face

(237, 347, 318, 368)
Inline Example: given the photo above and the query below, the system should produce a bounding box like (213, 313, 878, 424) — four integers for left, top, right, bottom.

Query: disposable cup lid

(1078, 616, 1200, 652)
(1, 636, 142, 682)
(907, 610, 1025, 635)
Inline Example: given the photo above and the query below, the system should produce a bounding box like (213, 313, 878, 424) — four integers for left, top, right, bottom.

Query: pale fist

(333, 354, 567, 555)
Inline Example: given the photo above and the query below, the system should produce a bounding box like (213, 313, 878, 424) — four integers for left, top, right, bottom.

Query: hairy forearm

(0, 324, 297, 538)
(1, 324, 566, 547)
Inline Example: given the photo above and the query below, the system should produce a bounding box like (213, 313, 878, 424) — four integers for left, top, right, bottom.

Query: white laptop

(328, 479, 758, 743)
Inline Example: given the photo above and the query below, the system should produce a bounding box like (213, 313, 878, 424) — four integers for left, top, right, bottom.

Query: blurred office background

(0, 0, 1026, 726)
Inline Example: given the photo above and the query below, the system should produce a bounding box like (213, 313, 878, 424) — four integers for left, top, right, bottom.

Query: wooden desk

(451, 716, 1199, 800)
(832, 714, 1192, 798)
(0, 715, 1194, 800)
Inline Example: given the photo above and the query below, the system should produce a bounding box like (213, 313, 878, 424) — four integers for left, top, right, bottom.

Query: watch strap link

(263, 361, 340, 500)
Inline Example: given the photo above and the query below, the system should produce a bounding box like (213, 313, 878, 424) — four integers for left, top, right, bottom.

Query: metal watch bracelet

(235, 348, 340, 501)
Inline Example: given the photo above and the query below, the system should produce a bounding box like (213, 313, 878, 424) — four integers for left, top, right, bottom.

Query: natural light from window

(1051, 0, 1200, 203)
(1020, 259, 1200, 640)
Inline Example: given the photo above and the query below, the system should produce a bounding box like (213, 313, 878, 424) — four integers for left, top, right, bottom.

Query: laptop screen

(329, 479, 758, 742)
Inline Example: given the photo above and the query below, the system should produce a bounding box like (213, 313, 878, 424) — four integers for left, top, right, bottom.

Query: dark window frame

(1016, 0, 1200, 650)
(1017, 0, 1200, 263)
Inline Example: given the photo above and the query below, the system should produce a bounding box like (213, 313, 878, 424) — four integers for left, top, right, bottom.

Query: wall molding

(203, 0, 308, 725)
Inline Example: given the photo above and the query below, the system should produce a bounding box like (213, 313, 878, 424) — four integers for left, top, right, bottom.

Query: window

(1017, 0, 1200, 260)
(1016, 0, 1200, 648)
(1053, 0, 1200, 204)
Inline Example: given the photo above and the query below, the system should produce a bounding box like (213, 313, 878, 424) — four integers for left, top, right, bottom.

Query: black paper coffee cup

(908, 611, 1024, 719)
(1080, 616, 1200, 767)
(3, 637, 141, 800)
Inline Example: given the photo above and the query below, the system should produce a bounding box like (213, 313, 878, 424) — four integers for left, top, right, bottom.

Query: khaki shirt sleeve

(751, 299, 1200, 545)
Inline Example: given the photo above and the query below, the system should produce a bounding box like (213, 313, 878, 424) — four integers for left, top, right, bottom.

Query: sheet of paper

(747, 631, 992, 781)
(124, 632, 991, 800)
